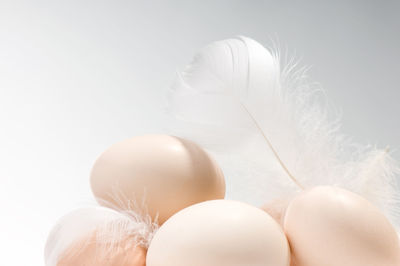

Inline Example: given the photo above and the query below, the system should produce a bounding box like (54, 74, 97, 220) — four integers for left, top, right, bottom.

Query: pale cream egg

(90, 134, 226, 224)
(283, 186, 400, 266)
(147, 200, 290, 266)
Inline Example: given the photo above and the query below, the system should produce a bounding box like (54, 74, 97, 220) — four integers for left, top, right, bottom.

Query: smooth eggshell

(147, 200, 290, 266)
(283, 186, 400, 266)
(90, 135, 226, 224)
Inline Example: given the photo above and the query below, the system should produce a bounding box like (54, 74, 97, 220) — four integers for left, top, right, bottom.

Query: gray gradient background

(1, 0, 399, 265)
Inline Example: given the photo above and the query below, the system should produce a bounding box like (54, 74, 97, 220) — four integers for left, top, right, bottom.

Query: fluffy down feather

(44, 204, 158, 266)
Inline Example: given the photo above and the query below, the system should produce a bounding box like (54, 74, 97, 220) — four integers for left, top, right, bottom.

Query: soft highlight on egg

(147, 200, 291, 266)
(90, 134, 226, 224)
(283, 186, 400, 266)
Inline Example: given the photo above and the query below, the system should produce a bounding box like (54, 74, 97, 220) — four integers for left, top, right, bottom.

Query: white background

(1, 1, 399, 265)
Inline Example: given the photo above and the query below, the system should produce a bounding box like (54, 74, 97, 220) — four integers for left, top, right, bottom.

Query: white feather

(166, 36, 400, 229)
(44, 205, 158, 266)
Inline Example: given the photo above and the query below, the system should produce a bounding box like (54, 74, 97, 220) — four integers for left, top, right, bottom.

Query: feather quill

(166, 36, 400, 229)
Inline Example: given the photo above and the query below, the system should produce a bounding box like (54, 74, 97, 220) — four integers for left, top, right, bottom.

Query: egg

(261, 197, 291, 225)
(44, 207, 147, 266)
(283, 186, 400, 266)
(147, 200, 290, 266)
(90, 134, 226, 224)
